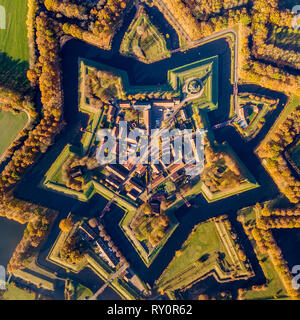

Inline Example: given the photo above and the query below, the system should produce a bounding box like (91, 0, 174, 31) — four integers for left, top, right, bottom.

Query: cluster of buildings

(77, 219, 147, 295)
(94, 97, 202, 203)
(78, 221, 120, 268)
(105, 164, 144, 201)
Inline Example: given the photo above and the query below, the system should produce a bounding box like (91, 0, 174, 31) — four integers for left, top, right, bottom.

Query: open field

(165, 142, 259, 212)
(65, 279, 93, 300)
(13, 269, 55, 292)
(0, 0, 29, 62)
(2, 283, 35, 300)
(73, 282, 93, 300)
(236, 93, 278, 139)
(120, 8, 170, 63)
(157, 218, 252, 292)
(80, 58, 174, 96)
(0, 109, 28, 159)
(0, 0, 30, 92)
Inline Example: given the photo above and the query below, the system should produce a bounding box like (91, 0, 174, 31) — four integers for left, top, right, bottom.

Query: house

(106, 176, 122, 189)
(136, 164, 146, 176)
(133, 102, 151, 111)
(150, 200, 160, 215)
(151, 164, 161, 174)
(129, 179, 144, 194)
(127, 189, 140, 201)
(122, 161, 135, 171)
(115, 115, 123, 125)
(168, 162, 185, 174)
(119, 101, 131, 109)
(171, 172, 180, 180)
(112, 126, 118, 138)
(94, 238, 118, 268)
(107, 105, 116, 122)
(70, 166, 84, 179)
(153, 100, 175, 108)
(106, 165, 128, 181)
(151, 174, 165, 189)
(173, 98, 181, 105)
(151, 193, 166, 202)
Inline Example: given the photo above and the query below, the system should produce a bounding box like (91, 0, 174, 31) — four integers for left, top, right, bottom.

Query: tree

(59, 217, 73, 232)
(88, 218, 98, 229)
(141, 202, 152, 215)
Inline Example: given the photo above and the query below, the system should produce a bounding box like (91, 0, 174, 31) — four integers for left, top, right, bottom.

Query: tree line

(257, 106, 300, 203)
(239, 203, 300, 299)
(0, 13, 64, 195)
(251, 0, 300, 70)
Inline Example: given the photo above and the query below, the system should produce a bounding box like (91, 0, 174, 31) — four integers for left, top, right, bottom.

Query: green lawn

(157, 218, 251, 292)
(75, 283, 93, 300)
(0, 0, 29, 62)
(0, 0, 30, 92)
(120, 207, 179, 267)
(168, 56, 219, 111)
(2, 283, 35, 300)
(65, 279, 93, 300)
(0, 109, 28, 158)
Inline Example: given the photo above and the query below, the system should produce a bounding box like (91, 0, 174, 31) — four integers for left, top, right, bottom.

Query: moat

(7, 5, 292, 299)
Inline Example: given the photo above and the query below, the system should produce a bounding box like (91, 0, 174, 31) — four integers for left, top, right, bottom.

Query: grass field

(0, 0, 29, 62)
(157, 218, 251, 292)
(13, 269, 55, 292)
(0, 0, 30, 92)
(0, 109, 28, 158)
(65, 279, 93, 300)
(237, 94, 278, 140)
(168, 56, 219, 111)
(2, 283, 35, 300)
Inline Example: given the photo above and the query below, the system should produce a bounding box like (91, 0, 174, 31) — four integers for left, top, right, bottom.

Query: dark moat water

(0, 217, 25, 269)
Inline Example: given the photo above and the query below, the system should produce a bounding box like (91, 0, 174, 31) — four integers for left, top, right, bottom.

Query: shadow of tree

(0, 52, 30, 94)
